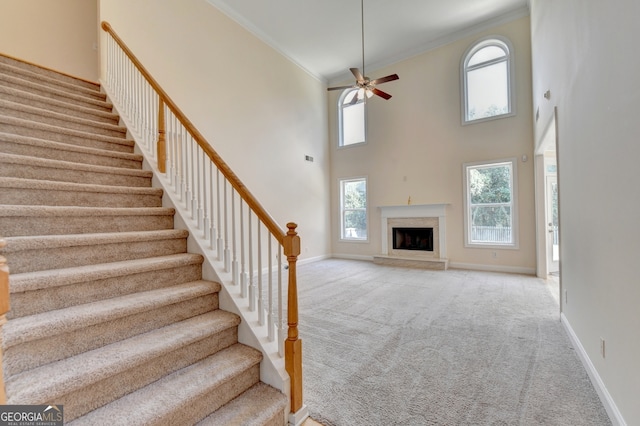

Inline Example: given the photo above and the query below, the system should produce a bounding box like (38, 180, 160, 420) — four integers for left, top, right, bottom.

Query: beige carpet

(296, 259, 611, 426)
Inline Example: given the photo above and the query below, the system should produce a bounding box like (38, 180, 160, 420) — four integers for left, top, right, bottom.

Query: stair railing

(101, 22, 304, 419)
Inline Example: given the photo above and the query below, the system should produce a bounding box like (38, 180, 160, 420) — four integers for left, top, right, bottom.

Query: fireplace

(393, 227, 433, 252)
(375, 204, 449, 270)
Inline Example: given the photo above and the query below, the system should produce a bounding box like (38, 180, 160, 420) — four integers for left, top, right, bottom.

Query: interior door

(546, 175, 559, 274)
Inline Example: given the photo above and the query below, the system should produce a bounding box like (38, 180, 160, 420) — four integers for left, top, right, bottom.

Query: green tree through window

(341, 178, 367, 240)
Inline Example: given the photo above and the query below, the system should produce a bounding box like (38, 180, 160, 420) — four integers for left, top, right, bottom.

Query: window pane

(467, 61, 508, 120)
(469, 165, 512, 204)
(470, 205, 512, 243)
(468, 45, 507, 66)
(342, 102, 365, 146)
(344, 210, 367, 239)
(343, 180, 366, 209)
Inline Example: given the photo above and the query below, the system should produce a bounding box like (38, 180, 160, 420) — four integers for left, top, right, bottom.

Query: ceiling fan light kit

(327, 0, 399, 103)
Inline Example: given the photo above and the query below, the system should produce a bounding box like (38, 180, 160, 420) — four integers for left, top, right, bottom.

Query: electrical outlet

(491, 251, 497, 258)
(600, 338, 606, 358)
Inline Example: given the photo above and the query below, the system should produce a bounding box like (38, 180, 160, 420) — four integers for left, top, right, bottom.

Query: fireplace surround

(375, 203, 449, 270)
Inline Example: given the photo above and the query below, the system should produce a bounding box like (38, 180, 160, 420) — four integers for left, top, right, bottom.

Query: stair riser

(0, 66, 105, 102)
(0, 105, 126, 138)
(0, 55, 100, 91)
(9, 262, 203, 318)
(4, 294, 219, 378)
(3, 237, 187, 274)
(0, 213, 174, 237)
(0, 88, 119, 125)
(0, 140, 141, 169)
(0, 122, 133, 153)
(0, 162, 152, 187)
(163, 365, 261, 426)
(0, 78, 110, 112)
(56, 328, 240, 422)
(0, 186, 162, 208)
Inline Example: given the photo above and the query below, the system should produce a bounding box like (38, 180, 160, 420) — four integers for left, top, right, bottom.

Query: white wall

(329, 17, 535, 273)
(99, 0, 331, 262)
(531, 1, 640, 424)
(0, 0, 99, 81)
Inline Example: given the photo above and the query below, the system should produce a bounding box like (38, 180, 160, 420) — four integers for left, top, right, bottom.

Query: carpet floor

(296, 259, 611, 426)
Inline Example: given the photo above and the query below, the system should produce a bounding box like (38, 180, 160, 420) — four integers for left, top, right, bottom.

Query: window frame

(460, 36, 516, 125)
(339, 176, 369, 242)
(462, 158, 519, 249)
(338, 88, 367, 148)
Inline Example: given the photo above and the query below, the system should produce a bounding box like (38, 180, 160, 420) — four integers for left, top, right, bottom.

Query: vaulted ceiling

(206, 0, 529, 85)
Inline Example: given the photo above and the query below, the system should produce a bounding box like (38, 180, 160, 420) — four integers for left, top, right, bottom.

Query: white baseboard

(560, 313, 627, 426)
(448, 261, 536, 275)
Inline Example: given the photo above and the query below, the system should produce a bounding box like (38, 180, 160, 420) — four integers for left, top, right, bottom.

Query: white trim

(448, 261, 535, 275)
(379, 203, 448, 259)
(327, 6, 530, 86)
(205, 0, 323, 83)
(339, 176, 369, 242)
(460, 35, 516, 125)
(561, 314, 627, 426)
(462, 158, 519, 249)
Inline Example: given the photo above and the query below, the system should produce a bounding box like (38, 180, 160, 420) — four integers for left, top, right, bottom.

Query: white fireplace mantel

(379, 203, 449, 258)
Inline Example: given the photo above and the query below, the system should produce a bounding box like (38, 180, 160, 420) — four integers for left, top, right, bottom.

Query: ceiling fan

(327, 0, 399, 104)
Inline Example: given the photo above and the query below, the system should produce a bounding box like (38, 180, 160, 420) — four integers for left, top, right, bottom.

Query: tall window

(338, 88, 366, 147)
(340, 177, 367, 240)
(463, 159, 518, 248)
(461, 37, 514, 124)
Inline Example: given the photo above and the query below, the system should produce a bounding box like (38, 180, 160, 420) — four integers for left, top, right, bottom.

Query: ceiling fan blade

(350, 67, 364, 82)
(372, 88, 392, 100)
(327, 85, 354, 91)
(371, 74, 399, 85)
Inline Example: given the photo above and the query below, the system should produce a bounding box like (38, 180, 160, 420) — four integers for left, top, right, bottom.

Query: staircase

(0, 54, 287, 425)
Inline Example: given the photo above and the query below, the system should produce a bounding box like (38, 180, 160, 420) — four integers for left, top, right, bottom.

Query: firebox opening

(393, 227, 434, 251)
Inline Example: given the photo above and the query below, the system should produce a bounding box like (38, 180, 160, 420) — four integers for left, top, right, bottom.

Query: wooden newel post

(0, 238, 10, 404)
(157, 98, 166, 173)
(283, 223, 303, 414)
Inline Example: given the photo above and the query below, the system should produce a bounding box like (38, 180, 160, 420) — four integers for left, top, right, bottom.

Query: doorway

(535, 108, 560, 304)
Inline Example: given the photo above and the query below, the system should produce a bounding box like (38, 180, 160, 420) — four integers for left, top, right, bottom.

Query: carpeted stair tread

(67, 343, 262, 426)
(0, 53, 100, 91)
(0, 60, 102, 98)
(2, 229, 188, 251)
(5, 311, 242, 404)
(2, 229, 189, 273)
(197, 382, 287, 426)
(0, 116, 133, 153)
(0, 63, 105, 101)
(0, 85, 119, 125)
(0, 152, 152, 187)
(0, 205, 176, 236)
(9, 253, 204, 294)
(0, 72, 111, 111)
(0, 98, 127, 138)
(3, 280, 221, 350)
(0, 177, 162, 207)
(0, 132, 142, 169)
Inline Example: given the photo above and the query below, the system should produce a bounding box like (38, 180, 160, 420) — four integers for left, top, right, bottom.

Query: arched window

(461, 36, 515, 124)
(338, 88, 366, 147)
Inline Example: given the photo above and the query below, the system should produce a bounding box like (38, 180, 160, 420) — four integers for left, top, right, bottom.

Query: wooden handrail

(0, 237, 10, 404)
(101, 21, 285, 244)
